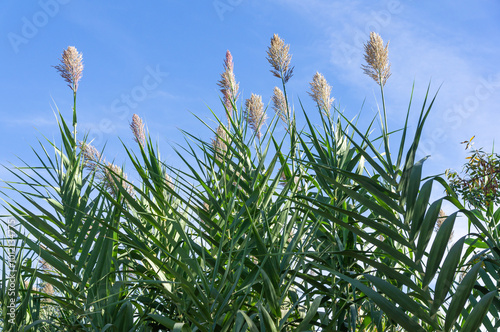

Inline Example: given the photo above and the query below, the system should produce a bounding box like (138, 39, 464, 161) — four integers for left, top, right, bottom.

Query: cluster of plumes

(79, 141, 134, 198)
(130, 114, 146, 147)
(212, 125, 229, 162)
(308, 72, 334, 117)
(217, 50, 239, 122)
(362, 32, 391, 86)
(272, 86, 289, 127)
(267, 34, 294, 83)
(54, 46, 84, 93)
(244, 94, 267, 139)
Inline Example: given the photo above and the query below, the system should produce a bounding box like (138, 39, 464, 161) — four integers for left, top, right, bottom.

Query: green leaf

(365, 275, 438, 328)
(147, 314, 179, 329)
(237, 311, 260, 332)
(444, 262, 482, 332)
(294, 295, 323, 331)
(258, 304, 278, 332)
(416, 199, 443, 262)
(431, 237, 465, 315)
(409, 179, 433, 241)
(331, 272, 426, 332)
(402, 156, 429, 215)
(173, 322, 192, 332)
(460, 291, 496, 332)
(423, 213, 458, 287)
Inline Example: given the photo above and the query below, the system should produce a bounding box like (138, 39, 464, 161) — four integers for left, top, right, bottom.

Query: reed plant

(1, 34, 498, 331)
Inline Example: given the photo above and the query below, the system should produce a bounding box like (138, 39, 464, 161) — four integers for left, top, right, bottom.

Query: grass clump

(1, 33, 499, 332)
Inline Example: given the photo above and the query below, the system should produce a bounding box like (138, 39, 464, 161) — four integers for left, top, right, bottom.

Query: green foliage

(1, 35, 499, 331)
(447, 137, 500, 209)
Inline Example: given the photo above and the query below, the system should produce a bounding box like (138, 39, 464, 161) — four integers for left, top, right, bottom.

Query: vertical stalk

(281, 77, 297, 171)
(379, 80, 394, 180)
(73, 89, 77, 148)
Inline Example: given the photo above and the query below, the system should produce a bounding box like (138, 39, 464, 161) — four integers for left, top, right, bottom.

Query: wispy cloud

(276, 0, 500, 162)
(273, 0, 500, 240)
(4, 115, 57, 128)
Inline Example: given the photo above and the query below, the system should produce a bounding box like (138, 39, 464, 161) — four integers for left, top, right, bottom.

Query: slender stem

(379, 79, 394, 179)
(73, 88, 77, 148)
(281, 77, 298, 179)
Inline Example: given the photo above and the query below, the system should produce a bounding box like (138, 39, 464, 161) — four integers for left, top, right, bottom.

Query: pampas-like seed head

(362, 32, 391, 86)
(104, 163, 134, 198)
(165, 173, 174, 190)
(272, 86, 289, 126)
(435, 209, 447, 231)
(130, 114, 146, 147)
(54, 46, 83, 93)
(308, 72, 334, 117)
(435, 209, 454, 243)
(212, 125, 228, 161)
(267, 34, 294, 83)
(79, 141, 102, 172)
(79, 141, 133, 198)
(42, 283, 54, 296)
(217, 50, 239, 122)
(39, 258, 52, 271)
(245, 94, 267, 139)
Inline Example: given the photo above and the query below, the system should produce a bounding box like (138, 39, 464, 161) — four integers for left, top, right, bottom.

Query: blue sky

(1, 1, 500, 239)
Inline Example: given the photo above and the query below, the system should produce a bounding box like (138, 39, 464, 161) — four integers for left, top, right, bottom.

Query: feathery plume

(458, 265, 468, 282)
(165, 173, 175, 190)
(212, 125, 228, 161)
(79, 141, 134, 197)
(362, 32, 391, 86)
(272, 86, 289, 125)
(79, 141, 102, 172)
(39, 258, 52, 272)
(308, 72, 334, 117)
(280, 171, 288, 184)
(130, 114, 146, 147)
(279, 171, 299, 187)
(54, 46, 83, 93)
(217, 50, 239, 122)
(42, 283, 54, 296)
(435, 209, 454, 243)
(103, 163, 134, 198)
(24, 280, 33, 290)
(266, 34, 294, 83)
(435, 209, 447, 231)
(245, 94, 267, 139)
